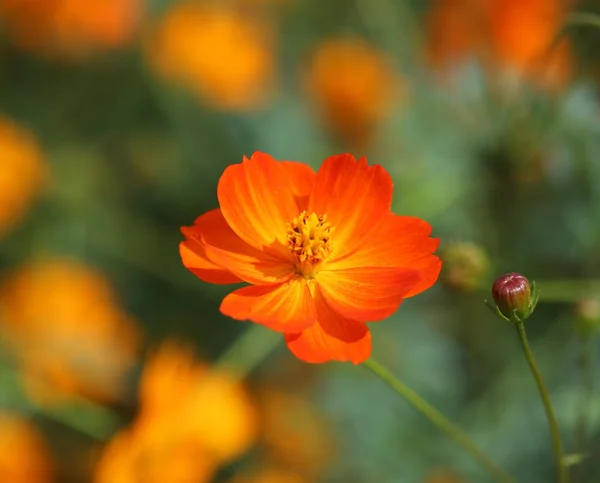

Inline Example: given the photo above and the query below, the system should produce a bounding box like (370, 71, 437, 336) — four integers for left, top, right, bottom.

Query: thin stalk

(573, 334, 594, 482)
(515, 322, 568, 483)
(363, 357, 516, 483)
(213, 324, 281, 382)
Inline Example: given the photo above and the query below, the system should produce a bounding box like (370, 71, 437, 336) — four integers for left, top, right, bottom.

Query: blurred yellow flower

(94, 341, 258, 482)
(0, 0, 144, 59)
(258, 389, 334, 478)
(147, 3, 275, 111)
(0, 258, 141, 405)
(0, 412, 54, 483)
(0, 117, 45, 238)
(305, 37, 401, 148)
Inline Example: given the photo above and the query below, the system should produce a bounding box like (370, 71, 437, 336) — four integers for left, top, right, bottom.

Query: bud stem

(514, 321, 568, 483)
(363, 357, 515, 483)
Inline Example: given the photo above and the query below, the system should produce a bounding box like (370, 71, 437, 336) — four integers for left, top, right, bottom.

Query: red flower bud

(491, 272, 536, 321)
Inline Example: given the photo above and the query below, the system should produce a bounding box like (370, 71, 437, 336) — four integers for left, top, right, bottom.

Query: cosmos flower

(94, 341, 258, 483)
(305, 37, 401, 148)
(146, 2, 275, 111)
(426, 0, 572, 91)
(180, 152, 441, 363)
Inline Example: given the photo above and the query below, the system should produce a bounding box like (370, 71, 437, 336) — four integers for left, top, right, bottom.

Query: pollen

(287, 211, 334, 267)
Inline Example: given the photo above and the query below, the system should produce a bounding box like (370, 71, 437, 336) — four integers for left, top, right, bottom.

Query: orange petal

(316, 267, 421, 321)
(403, 255, 442, 298)
(327, 213, 442, 297)
(218, 152, 312, 253)
(285, 285, 371, 363)
(220, 275, 316, 332)
(308, 154, 393, 260)
(183, 209, 293, 285)
(281, 161, 316, 209)
(179, 240, 243, 284)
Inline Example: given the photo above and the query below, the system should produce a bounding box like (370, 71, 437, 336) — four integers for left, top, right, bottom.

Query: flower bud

(574, 298, 600, 337)
(491, 272, 538, 322)
(440, 241, 489, 292)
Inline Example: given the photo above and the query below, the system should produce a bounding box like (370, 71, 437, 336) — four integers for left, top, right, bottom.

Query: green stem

(573, 334, 594, 482)
(213, 324, 282, 383)
(0, 361, 120, 440)
(363, 357, 516, 483)
(515, 322, 568, 483)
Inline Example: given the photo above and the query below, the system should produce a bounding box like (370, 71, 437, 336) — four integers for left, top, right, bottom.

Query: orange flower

(425, 0, 572, 90)
(0, 117, 45, 237)
(0, 259, 140, 405)
(94, 426, 217, 483)
(488, 0, 572, 90)
(306, 37, 401, 148)
(426, 0, 488, 70)
(0, 413, 54, 483)
(0, 0, 144, 59)
(146, 3, 275, 111)
(180, 152, 441, 363)
(94, 341, 258, 483)
(138, 341, 258, 463)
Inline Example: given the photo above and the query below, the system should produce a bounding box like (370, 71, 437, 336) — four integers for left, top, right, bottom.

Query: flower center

(286, 211, 333, 273)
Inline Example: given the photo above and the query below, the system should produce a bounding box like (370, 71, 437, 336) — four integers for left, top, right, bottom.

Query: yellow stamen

(286, 211, 333, 274)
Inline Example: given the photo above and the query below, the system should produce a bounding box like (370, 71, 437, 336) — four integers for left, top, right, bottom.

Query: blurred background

(1, 0, 600, 482)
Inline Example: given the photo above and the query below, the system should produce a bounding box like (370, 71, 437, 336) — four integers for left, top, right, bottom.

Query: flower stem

(213, 324, 282, 383)
(514, 322, 568, 483)
(573, 334, 593, 482)
(363, 357, 516, 483)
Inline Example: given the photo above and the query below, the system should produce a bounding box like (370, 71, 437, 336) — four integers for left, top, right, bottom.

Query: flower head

(0, 0, 144, 59)
(426, 0, 572, 91)
(0, 117, 45, 237)
(305, 37, 401, 148)
(180, 152, 441, 364)
(94, 341, 258, 483)
(146, 3, 275, 111)
(0, 258, 140, 405)
(489, 272, 538, 322)
(0, 413, 54, 483)
(440, 241, 489, 292)
(574, 298, 600, 337)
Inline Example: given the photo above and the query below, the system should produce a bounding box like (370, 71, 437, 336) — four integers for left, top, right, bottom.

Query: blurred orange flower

(426, 0, 572, 90)
(258, 389, 333, 478)
(0, 413, 54, 483)
(426, 0, 488, 71)
(94, 426, 217, 483)
(147, 3, 275, 111)
(488, 0, 572, 89)
(94, 341, 258, 483)
(0, 117, 45, 237)
(306, 37, 401, 148)
(138, 341, 258, 462)
(180, 152, 441, 363)
(0, 0, 144, 59)
(0, 259, 141, 405)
